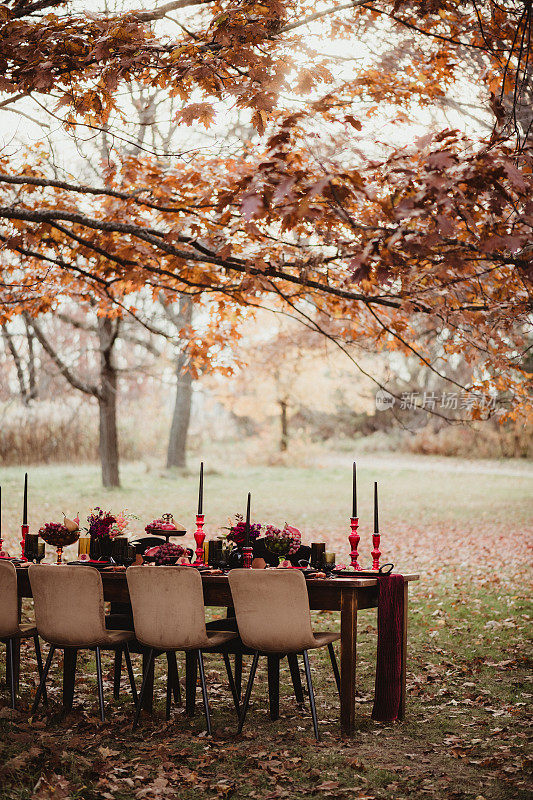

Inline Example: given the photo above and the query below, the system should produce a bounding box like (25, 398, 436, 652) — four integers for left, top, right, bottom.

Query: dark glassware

(228, 546, 243, 568)
(123, 544, 136, 568)
(24, 533, 39, 561)
(208, 540, 223, 566)
(112, 537, 129, 565)
(90, 536, 113, 561)
(310, 543, 326, 570)
(36, 542, 45, 563)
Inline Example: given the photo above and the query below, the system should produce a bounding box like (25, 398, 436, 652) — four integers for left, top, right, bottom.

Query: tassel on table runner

(371, 573, 404, 722)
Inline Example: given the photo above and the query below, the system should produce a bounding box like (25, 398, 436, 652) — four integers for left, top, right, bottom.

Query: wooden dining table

(14, 567, 418, 735)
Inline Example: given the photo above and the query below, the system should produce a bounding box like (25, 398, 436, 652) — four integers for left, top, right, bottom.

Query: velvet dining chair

(126, 566, 239, 735)
(228, 568, 341, 741)
(0, 561, 47, 709)
(29, 565, 137, 721)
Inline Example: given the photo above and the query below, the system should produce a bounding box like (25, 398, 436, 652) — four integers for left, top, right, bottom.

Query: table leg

(63, 648, 77, 712)
(399, 581, 408, 720)
(142, 648, 155, 713)
(185, 650, 198, 716)
(267, 656, 280, 720)
(340, 588, 357, 736)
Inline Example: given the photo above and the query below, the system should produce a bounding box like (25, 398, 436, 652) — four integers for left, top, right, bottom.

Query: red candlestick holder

(371, 533, 381, 571)
(0, 537, 6, 558)
(348, 517, 362, 570)
(242, 546, 253, 569)
(20, 523, 29, 562)
(193, 514, 206, 566)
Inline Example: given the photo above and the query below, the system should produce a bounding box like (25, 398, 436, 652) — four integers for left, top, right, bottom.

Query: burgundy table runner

(371, 572, 404, 722)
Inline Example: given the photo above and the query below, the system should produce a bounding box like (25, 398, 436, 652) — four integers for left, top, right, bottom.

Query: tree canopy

(0, 0, 531, 416)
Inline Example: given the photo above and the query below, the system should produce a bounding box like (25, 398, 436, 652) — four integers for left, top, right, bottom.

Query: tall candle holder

(242, 546, 253, 569)
(348, 517, 362, 570)
(20, 524, 29, 562)
(193, 514, 206, 566)
(371, 532, 381, 571)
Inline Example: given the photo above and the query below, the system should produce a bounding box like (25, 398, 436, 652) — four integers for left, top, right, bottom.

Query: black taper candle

(373, 481, 379, 533)
(198, 462, 204, 515)
(352, 462, 357, 518)
(245, 492, 251, 547)
(23, 472, 28, 526)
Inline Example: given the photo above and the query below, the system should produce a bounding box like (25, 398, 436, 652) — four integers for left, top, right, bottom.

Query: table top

(15, 564, 419, 589)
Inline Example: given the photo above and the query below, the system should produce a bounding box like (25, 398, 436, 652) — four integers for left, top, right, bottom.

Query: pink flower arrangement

(87, 508, 133, 540)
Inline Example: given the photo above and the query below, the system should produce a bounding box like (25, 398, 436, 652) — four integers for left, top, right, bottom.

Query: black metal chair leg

(7, 639, 15, 709)
(95, 647, 105, 723)
(165, 669, 172, 721)
(132, 648, 154, 730)
(197, 650, 212, 736)
(222, 652, 240, 715)
(237, 651, 259, 735)
(287, 653, 305, 703)
(123, 644, 138, 705)
(31, 645, 55, 717)
(185, 650, 197, 716)
(234, 652, 243, 699)
(327, 642, 340, 695)
(302, 650, 320, 741)
(166, 650, 181, 706)
(113, 647, 122, 701)
(33, 635, 48, 706)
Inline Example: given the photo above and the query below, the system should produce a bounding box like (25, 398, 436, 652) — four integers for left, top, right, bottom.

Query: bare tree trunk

(166, 296, 193, 469)
(25, 320, 38, 400)
(98, 318, 120, 488)
(279, 399, 288, 452)
(2, 324, 29, 404)
(166, 366, 192, 469)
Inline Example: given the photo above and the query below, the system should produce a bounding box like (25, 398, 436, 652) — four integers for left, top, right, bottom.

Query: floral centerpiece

(86, 507, 132, 560)
(225, 514, 262, 548)
(264, 523, 302, 558)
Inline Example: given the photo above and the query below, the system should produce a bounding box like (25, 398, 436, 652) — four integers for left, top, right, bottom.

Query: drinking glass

(209, 540, 223, 566)
(78, 536, 91, 557)
(24, 533, 39, 562)
(324, 551, 336, 574)
(310, 543, 326, 569)
(112, 537, 129, 565)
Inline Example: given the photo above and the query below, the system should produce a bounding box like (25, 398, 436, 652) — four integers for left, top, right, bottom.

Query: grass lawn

(0, 454, 531, 799)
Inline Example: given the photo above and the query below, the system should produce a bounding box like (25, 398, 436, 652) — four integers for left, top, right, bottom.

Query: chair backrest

(29, 565, 107, 647)
(0, 561, 20, 638)
(228, 569, 317, 653)
(126, 566, 209, 650)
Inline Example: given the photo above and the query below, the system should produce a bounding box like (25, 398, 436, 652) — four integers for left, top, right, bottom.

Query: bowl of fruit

(39, 521, 80, 548)
(144, 542, 189, 565)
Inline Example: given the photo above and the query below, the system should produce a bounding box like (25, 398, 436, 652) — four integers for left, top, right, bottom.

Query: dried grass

(0, 399, 169, 465)
(407, 420, 533, 459)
